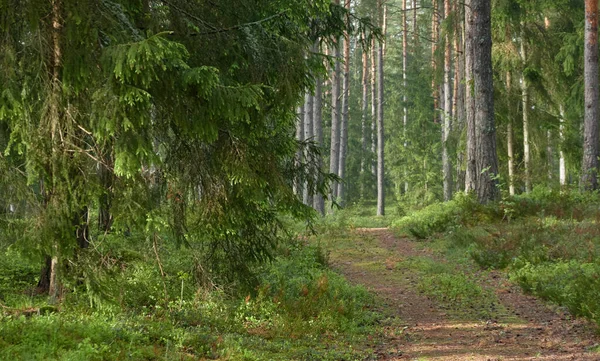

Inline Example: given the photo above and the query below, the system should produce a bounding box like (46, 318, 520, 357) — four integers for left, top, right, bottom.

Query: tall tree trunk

(559, 105, 567, 187)
(376, 2, 386, 216)
(472, 0, 499, 203)
(337, 0, 351, 206)
(313, 72, 325, 215)
(294, 105, 304, 196)
(464, 0, 476, 192)
(40, 0, 64, 300)
(431, 0, 439, 124)
(371, 37, 377, 178)
(329, 37, 342, 203)
(413, 0, 418, 45)
(454, 0, 465, 192)
(442, 0, 453, 201)
(361, 35, 369, 199)
(582, 0, 599, 190)
(303, 92, 314, 206)
(402, 0, 409, 194)
(520, 25, 531, 193)
(506, 71, 515, 196)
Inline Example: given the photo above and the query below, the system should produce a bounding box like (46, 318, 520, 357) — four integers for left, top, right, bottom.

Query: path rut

(331, 228, 600, 361)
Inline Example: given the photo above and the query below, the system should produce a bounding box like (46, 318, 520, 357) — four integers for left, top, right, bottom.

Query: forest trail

(330, 228, 600, 361)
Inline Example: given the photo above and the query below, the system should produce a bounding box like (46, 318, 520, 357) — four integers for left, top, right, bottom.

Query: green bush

(511, 260, 600, 325)
(393, 193, 495, 239)
(248, 243, 376, 335)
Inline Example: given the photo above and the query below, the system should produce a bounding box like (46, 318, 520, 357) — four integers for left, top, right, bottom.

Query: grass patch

(399, 188, 600, 328)
(398, 256, 500, 320)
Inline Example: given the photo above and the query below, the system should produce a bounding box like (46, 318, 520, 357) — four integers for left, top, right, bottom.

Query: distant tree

(581, 0, 599, 190)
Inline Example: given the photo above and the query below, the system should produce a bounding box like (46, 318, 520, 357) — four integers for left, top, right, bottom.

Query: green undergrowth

(395, 187, 600, 328)
(0, 232, 378, 361)
(392, 193, 500, 239)
(398, 253, 502, 321)
(319, 202, 392, 230)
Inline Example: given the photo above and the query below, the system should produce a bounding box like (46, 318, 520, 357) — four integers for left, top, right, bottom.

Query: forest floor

(325, 227, 600, 361)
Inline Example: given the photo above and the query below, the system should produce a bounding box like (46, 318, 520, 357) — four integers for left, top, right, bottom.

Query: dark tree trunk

(472, 0, 499, 203)
(98, 149, 113, 232)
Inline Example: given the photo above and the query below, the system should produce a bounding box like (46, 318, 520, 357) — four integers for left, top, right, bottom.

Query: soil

(331, 228, 600, 361)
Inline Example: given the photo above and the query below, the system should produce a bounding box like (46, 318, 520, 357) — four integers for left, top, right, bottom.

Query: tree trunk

(520, 25, 531, 193)
(41, 0, 64, 300)
(464, 0, 476, 192)
(98, 148, 114, 232)
(413, 0, 418, 45)
(472, 0, 499, 203)
(329, 39, 342, 203)
(371, 37, 377, 178)
(431, 0, 439, 124)
(337, 0, 351, 206)
(313, 72, 325, 215)
(361, 35, 369, 199)
(403, 0, 409, 194)
(377, 2, 386, 216)
(559, 105, 567, 187)
(506, 71, 515, 196)
(294, 105, 304, 196)
(442, 0, 453, 201)
(454, 0, 466, 192)
(582, 0, 599, 190)
(303, 92, 314, 206)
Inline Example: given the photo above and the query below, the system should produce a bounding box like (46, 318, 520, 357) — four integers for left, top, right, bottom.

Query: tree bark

(582, 0, 599, 190)
(413, 0, 418, 45)
(432, 0, 439, 124)
(403, 0, 409, 194)
(442, 0, 453, 201)
(454, 0, 466, 192)
(42, 0, 63, 300)
(313, 72, 325, 215)
(464, 0, 476, 193)
(98, 148, 114, 232)
(520, 25, 531, 193)
(303, 92, 314, 205)
(371, 36, 377, 178)
(472, 0, 499, 203)
(337, 0, 351, 206)
(377, 2, 386, 216)
(329, 39, 342, 203)
(294, 105, 304, 196)
(361, 35, 369, 199)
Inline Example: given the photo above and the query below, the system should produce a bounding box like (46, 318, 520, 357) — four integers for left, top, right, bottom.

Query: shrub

(393, 193, 495, 239)
(511, 260, 600, 325)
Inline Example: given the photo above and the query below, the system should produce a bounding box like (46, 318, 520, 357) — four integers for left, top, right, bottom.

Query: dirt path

(331, 228, 600, 361)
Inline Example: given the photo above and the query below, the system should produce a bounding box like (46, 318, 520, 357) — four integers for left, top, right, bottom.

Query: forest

(2, 0, 600, 359)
